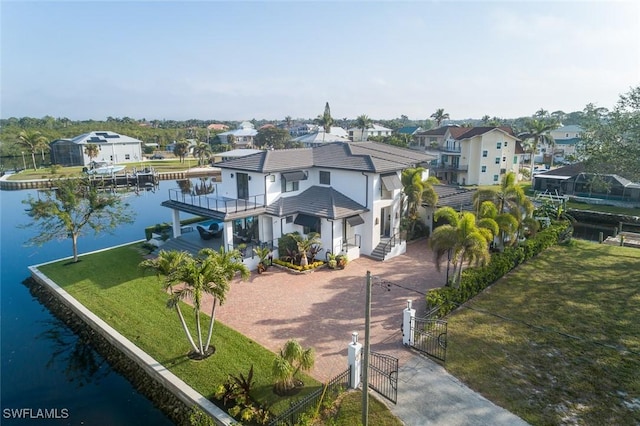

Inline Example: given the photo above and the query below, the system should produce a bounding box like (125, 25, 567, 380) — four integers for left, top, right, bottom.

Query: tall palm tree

(519, 119, 559, 177)
(193, 142, 212, 166)
(355, 114, 372, 141)
(139, 247, 249, 358)
(173, 140, 190, 163)
(84, 143, 100, 164)
(314, 102, 334, 134)
(430, 108, 450, 127)
(430, 208, 494, 287)
(401, 167, 439, 237)
(17, 130, 48, 170)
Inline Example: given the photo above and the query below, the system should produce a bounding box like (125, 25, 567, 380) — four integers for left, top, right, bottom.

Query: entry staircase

(369, 237, 399, 261)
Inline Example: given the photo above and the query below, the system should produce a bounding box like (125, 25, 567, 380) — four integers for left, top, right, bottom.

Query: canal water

(1, 182, 179, 425)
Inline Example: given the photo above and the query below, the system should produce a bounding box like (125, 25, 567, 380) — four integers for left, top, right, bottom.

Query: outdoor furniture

(207, 222, 223, 238)
(197, 225, 217, 240)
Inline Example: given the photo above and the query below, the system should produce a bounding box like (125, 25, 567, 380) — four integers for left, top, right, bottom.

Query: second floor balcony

(432, 163, 468, 172)
(164, 189, 266, 220)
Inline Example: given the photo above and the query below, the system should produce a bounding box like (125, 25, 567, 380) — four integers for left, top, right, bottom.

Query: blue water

(1, 182, 180, 425)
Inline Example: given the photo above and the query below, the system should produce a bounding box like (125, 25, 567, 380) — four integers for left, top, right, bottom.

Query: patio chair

(208, 222, 223, 238)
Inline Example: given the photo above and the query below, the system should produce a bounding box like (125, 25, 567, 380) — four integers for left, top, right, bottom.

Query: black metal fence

(367, 351, 398, 404)
(268, 367, 351, 426)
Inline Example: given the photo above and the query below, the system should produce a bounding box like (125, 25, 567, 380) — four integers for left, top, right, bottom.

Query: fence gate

(366, 351, 398, 404)
(411, 316, 447, 362)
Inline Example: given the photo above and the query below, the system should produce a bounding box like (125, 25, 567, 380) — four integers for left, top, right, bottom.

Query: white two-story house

(161, 142, 434, 269)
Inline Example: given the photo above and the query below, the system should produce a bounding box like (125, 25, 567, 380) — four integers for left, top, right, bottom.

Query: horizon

(2, 1, 638, 122)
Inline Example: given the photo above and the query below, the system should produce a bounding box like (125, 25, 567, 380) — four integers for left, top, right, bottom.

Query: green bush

(426, 222, 570, 317)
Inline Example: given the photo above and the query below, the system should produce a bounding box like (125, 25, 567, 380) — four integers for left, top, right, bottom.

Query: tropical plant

(83, 143, 100, 164)
(292, 232, 321, 267)
(174, 140, 190, 163)
(253, 246, 271, 273)
(315, 102, 334, 134)
(355, 114, 372, 141)
(430, 207, 495, 287)
(430, 108, 450, 127)
(519, 118, 559, 177)
(193, 142, 212, 166)
(139, 247, 249, 358)
(17, 130, 49, 170)
(401, 167, 439, 238)
(272, 340, 315, 394)
(22, 177, 135, 262)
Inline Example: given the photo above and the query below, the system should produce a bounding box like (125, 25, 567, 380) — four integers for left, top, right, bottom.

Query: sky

(2, 1, 639, 122)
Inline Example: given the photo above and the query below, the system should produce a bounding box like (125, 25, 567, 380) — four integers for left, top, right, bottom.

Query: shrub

(426, 222, 570, 317)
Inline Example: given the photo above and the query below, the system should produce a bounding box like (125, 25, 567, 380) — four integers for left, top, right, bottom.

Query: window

(495, 157, 500, 164)
(125, 154, 131, 160)
(319, 171, 331, 185)
(497, 142, 502, 149)
(513, 156, 518, 163)
(502, 156, 506, 162)
(281, 180, 299, 193)
(481, 166, 487, 173)
(482, 150, 488, 158)
(286, 215, 293, 223)
(493, 174, 499, 182)
(504, 142, 508, 147)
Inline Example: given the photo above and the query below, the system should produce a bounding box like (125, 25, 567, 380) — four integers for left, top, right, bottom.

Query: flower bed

(272, 259, 326, 274)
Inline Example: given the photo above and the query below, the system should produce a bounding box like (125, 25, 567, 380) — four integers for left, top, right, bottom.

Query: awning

(346, 215, 365, 226)
(381, 173, 402, 191)
(282, 171, 307, 182)
(294, 213, 319, 227)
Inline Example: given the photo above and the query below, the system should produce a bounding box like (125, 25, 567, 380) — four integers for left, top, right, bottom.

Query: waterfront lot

(445, 240, 640, 425)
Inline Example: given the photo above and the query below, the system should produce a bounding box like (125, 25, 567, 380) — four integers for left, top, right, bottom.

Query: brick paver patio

(201, 239, 447, 382)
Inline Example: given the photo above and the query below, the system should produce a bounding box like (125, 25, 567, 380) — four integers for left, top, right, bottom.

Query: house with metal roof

(50, 131, 143, 167)
(217, 121, 258, 148)
(348, 123, 393, 141)
(161, 141, 435, 269)
(291, 129, 351, 147)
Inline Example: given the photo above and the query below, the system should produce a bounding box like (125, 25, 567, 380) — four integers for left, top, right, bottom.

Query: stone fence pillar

(347, 332, 362, 389)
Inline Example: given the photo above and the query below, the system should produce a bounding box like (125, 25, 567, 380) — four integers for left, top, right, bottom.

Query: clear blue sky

(2, 1, 639, 122)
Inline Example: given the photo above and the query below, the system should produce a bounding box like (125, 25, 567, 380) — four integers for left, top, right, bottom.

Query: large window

(319, 171, 331, 185)
(282, 180, 299, 193)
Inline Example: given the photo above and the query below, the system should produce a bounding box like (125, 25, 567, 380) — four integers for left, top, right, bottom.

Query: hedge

(426, 222, 571, 317)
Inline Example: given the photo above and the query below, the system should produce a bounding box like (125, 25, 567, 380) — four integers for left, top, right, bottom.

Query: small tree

(292, 232, 321, 267)
(17, 130, 49, 170)
(174, 140, 190, 163)
(84, 143, 100, 164)
(22, 177, 135, 262)
(272, 340, 315, 394)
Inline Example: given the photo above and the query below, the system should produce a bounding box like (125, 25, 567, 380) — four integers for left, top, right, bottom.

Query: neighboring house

(218, 121, 258, 147)
(348, 124, 393, 141)
(532, 163, 640, 203)
(421, 184, 477, 235)
(292, 129, 351, 147)
(412, 125, 459, 150)
(161, 142, 435, 270)
(50, 131, 143, 167)
(546, 124, 583, 163)
(430, 126, 523, 186)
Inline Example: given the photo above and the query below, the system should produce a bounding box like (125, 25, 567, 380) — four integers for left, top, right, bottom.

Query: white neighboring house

(218, 121, 258, 148)
(348, 124, 393, 141)
(161, 142, 435, 270)
(546, 124, 583, 163)
(50, 131, 143, 167)
(292, 128, 351, 147)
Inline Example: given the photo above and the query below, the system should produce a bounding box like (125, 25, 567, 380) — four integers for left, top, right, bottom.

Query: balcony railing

(168, 189, 265, 214)
(440, 145, 461, 153)
(432, 164, 468, 171)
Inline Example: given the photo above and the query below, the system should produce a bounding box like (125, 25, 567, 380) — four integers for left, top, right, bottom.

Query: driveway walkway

(201, 240, 528, 425)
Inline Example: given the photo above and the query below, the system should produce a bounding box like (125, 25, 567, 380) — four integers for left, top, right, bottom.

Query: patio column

(347, 332, 362, 389)
(171, 209, 182, 238)
(402, 300, 415, 346)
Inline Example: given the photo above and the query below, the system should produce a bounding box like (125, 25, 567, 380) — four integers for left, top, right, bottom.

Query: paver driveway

(208, 239, 447, 382)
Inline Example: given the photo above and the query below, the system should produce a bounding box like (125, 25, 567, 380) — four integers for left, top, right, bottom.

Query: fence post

(402, 300, 415, 346)
(348, 332, 362, 389)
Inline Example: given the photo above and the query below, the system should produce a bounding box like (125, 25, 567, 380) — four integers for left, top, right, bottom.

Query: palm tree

(314, 102, 334, 134)
(430, 208, 494, 287)
(292, 232, 321, 267)
(355, 114, 372, 141)
(17, 130, 48, 170)
(193, 142, 212, 166)
(430, 109, 450, 127)
(401, 167, 439, 238)
(139, 247, 249, 358)
(519, 119, 559, 178)
(272, 339, 315, 394)
(84, 143, 100, 164)
(173, 140, 190, 163)
(534, 108, 549, 119)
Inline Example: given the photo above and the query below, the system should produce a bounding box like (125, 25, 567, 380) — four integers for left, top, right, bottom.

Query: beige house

(431, 126, 522, 186)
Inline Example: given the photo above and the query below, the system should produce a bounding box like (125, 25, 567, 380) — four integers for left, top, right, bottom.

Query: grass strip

(445, 239, 640, 425)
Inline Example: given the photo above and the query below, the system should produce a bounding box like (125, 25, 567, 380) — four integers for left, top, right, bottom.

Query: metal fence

(268, 367, 351, 426)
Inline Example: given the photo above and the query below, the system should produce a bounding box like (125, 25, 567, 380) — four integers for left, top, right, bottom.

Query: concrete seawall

(28, 248, 234, 426)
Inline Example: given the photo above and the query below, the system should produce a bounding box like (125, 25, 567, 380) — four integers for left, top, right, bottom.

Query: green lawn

(327, 391, 403, 426)
(445, 240, 640, 425)
(37, 244, 322, 415)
